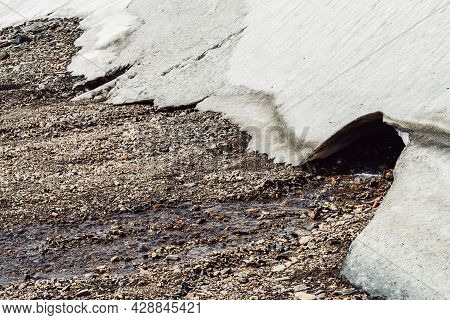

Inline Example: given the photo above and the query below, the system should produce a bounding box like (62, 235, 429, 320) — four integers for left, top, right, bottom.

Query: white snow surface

(1, 0, 449, 299)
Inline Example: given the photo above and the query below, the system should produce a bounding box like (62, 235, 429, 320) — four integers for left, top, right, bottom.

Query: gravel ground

(0, 19, 403, 300)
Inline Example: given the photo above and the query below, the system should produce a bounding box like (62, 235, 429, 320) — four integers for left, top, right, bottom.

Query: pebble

(294, 291, 316, 300)
(166, 254, 180, 261)
(183, 182, 197, 188)
(299, 236, 311, 245)
(0, 51, 9, 60)
(110, 256, 120, 263)
(13, 35, 32, 44)
(23, 22, 44, 33)
(75, 289, 91, 297)
(273, 277, 291, 282)
(293, 284, 308, 292)
(271, 264, 286, 273)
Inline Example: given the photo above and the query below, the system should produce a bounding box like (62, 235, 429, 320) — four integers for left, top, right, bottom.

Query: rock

(220, 268, 232, 275)
(173, 266, 182, 274)
(183, 182, 197, 188)
(271, 264, 286, 273)
(137, 243, 149, 252)
(316, 293, 327, 299)
(96, 265, 107, 273)
(334, 288, 357, 295)
(273, 277, 290, 282)
(196, 218, 206, 224)
(61, 285, 71, 292)
(372, 197, 382, 208)
(294, 291, 316, 300)
(75, 289, 91, 297)
(185, 292, 198, 300)
(308, 210, 317, 219)
(23, 22, 44, 33)
(293, 284, 308, 292)
(166, 254, 180, 261)
(110, 256, 120, 263)
(246, 207, 260, 214)
(292, 228, 311, 237)
(13, 35, 32, 44)
(299, 236, 311, 245)
(0, 51, 9, 61)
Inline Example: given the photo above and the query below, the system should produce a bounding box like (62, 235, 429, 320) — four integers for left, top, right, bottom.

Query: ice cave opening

(308, 113, 406, 175)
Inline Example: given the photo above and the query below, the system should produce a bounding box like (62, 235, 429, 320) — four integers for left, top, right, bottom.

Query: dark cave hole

(307, 115, 406, 175)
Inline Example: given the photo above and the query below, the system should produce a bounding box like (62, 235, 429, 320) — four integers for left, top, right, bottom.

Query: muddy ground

(0, 19, 403, 300)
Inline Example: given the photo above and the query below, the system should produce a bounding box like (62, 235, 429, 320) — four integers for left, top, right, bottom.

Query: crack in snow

(160, 27, 247, 77)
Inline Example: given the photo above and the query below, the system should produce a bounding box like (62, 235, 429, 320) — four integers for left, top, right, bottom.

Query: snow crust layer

(1, 0, 449, 299)
(342, 136, 450, 299)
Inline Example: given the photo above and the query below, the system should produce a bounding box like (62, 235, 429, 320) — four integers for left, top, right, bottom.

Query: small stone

(385, 170, 394, 181)
(185, 292, 198, 300)
(23, 22, 43, 33)
(372, 197, 382, 208)
(173, 266, 182, 274)
(307, 210, 317, 220)
(335, 288, 357, 295)
(273, 277, 291, 282)
(183, 182, 197, 188)
(196, 218, 206, 224)
(76, 289, 91, 297)
(271, 264, 286, 273)
(13, 35, 32, 44)
(96, 265, 107, 273)
(299, 236, 311, 245)
(137, 243, 149, 252)
(220, 268, 232, 275)
(0, 51, 9, 61)
(246, 208, 260, 214)
(293, 284, 308, 292)
(353, 207, 363, 214)
(294, 291, 316, 300)
(110, 256, 120, 263)
(166, 254, 180, 261)
(61, 285, 71, 292)
(238, 275, 248, 283)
